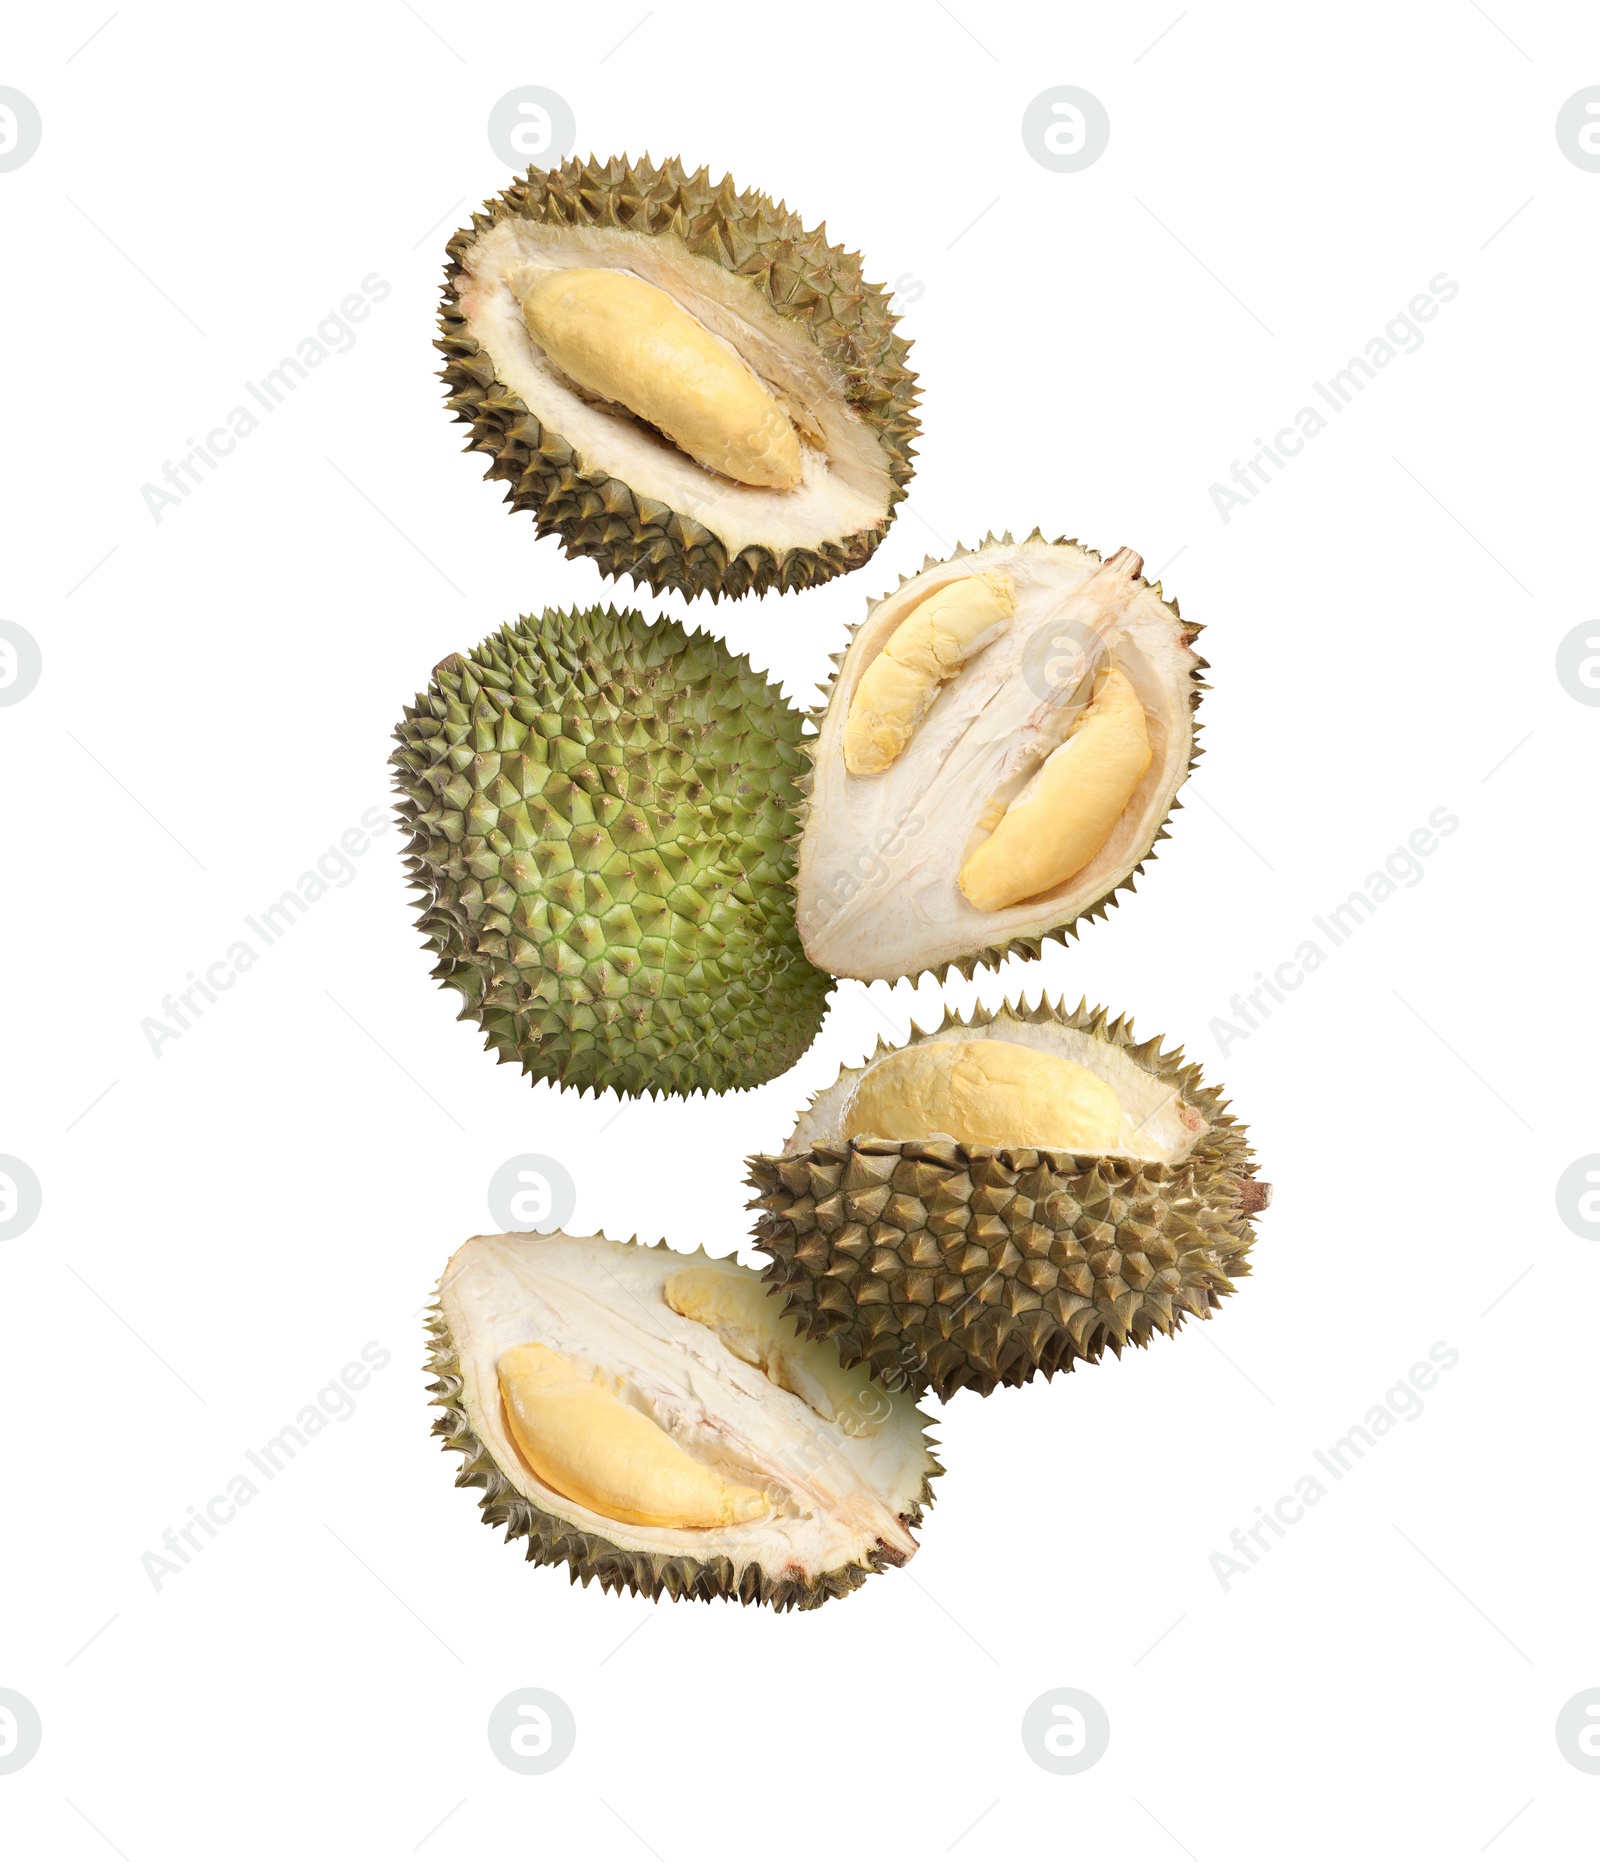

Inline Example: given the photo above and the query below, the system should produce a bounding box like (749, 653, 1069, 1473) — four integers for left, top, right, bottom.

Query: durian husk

(793, 532, 1205, 982)
(747, 997, 1265, 1400)
(424, 1236, 939, 1610)
(437, 153, 919, 603)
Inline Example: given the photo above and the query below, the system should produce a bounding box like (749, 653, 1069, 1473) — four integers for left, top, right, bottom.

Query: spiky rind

(391, 605, 833, 1098)
(747, 995, 1261, 1400)
(424, 1245, 939, 1611)
(437, 153, 919, 602)
(794, 532, 1206, 983)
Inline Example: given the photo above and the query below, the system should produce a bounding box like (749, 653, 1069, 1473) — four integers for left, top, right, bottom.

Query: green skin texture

(392, 607, 832, 1098)
(747, 998, 1264, 1401)
(424, 1239, 940, 1611)
(437, 152, 920, 603)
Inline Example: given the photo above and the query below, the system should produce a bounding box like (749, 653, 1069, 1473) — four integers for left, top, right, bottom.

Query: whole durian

(438, 154, 919, 602)
(794, 534, 1203, 982)
(747, 996, 1268, 1400)
(427, 1231, 938, 1608)
(391, 606, 831, 1097)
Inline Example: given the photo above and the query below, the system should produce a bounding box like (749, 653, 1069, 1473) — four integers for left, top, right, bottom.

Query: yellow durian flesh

(958, 666, 1152, 912)
(842, 1039, 1124, 1151)
(520, 268, 803, 491)
(664, 1265, 892, 1436)
(497, 1341, 768, 1530)
(843, 572, 1016, 775)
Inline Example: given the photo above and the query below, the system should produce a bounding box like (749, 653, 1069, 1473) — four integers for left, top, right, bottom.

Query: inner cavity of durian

(455, 218, 897, 556)
(447, 1234, 926, 1565)
(798, 1017, 1207, 1166)
(799, 539, 1198, 980)
(497, 1265, 902, 1530)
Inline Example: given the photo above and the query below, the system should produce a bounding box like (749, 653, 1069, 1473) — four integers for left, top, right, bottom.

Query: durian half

(427, 1232, 938, 1608)
(747, 997, 1267, 1400)
(439, 154, 918, 602)
(795, 534, 1202, 982)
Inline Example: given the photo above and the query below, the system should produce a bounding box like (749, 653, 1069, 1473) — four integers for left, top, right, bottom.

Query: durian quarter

(747, 997, 1268, 1400)
(795, 534, 1203, 983)
(439, 154, 919, 602)
(391, 605, 832, 1098)
(427, 1232, 938, 1608)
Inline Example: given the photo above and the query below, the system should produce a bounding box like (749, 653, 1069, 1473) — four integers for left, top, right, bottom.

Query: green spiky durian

(793, 534, 1204, 983)
(391, 606, 832, 1097)
(747, 996, 1268, 1400)
(427, 1231, 939, 1609)
(437, 153, 919, 602)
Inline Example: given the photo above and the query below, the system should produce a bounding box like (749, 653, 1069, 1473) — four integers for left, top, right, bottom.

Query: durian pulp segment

(843, 572, 1017, 775)
(958, 667, 1152, 911)
(797, 538, 1200, 983)
(793, 1011, 1208, 1166)
(498, 1342, 769, 1529)
(443, 1233, 931, 1574)
(663, 1265, 893, 1437)
(841, 1040, 1124, 1150)
(457, 217, 896, 559)
(520, 269, 803, 491)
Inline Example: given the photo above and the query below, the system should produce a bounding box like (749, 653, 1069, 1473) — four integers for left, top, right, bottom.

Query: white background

(2, 2, 1597, 1855)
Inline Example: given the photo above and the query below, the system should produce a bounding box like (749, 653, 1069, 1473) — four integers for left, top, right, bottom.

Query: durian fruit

(438, 154, 918, 602)
(795, 535, 1203, 982)
(747, 997, 1268, 1400)
(427, 1231, 938, 1609)
(392, 605, 832, 1097)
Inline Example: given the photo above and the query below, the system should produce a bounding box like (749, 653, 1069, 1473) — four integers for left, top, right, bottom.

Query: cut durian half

(428, 1232, 937, 1608)
(795, 534, 1202, 982)
(440, 155, 918, 602)
(747, 997, 1267, 1400)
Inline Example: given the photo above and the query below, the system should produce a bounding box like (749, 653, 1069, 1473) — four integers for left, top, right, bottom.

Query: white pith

(797, 539, 1200, 981)
(787, 1012, 1208, 1165)
(439, 1232, 932, 1579)
(455, 220, 896, 555)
